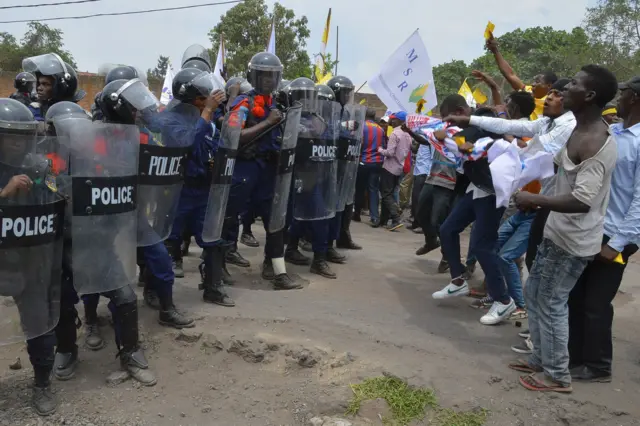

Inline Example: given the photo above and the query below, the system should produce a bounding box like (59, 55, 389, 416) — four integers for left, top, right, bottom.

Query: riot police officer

(10, 72, 37, 106)
(182, 44, 213, 72)
(327, 75, 363, 253)
(92, 65, 148, 122)
(224, 52, 302, 290)
(152, 68, 235, 306)
(22, 53, 86, 121)
(0, 98, 65, 415)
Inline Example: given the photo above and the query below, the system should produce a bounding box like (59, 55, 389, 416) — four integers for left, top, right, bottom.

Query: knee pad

(106, 284, 137, 307)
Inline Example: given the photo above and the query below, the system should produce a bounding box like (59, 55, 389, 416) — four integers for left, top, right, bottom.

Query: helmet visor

(289, 88, 318, 113)
(0, 132, 37, 168)
(119, 79, 159, 112)
(22, 53, 67, 77)
(181, 44, 212, 68)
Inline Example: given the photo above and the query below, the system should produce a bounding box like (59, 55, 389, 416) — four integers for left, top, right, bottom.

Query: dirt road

(1, 221, 639, 425)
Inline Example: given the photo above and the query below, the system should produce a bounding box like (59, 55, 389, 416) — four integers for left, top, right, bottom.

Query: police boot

(299, 238, 313, 253)
(226, 247, 250, 268)
(32, 366, 57, 416)
(117, 302, 156, 386)
(326, 247, 347, 264)
(222, 251, 236, 286)
(158, 292, 195, 329)
(166, 240, 185, 278)
(143, 284, 161, 311)
(203, 247, 236, 307)
(84, 304, 105, 351)
(285, 246, 311, 266)
(240, 232, 260, 248)
(54, 306, 79, 381)
(310, 252, 337, 279)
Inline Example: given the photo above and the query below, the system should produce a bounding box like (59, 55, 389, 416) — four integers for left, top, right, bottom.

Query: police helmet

(14, 72, 36, 94)
(288, 77, 317, 113)
(0, 98, 39, 165)
(172, 69, 214, 103)
(44, 101, 89, 133)
(275, 79, 292, 109)
(183, 59, 211, 73)
(279, 79, 291, 91)
(316, 84, 335, 102)
(181, 44, 212, 70)
(225, 77, 253, 97)
(327, 75, 355, 106)
(100, 79, 159, 125)
(22, 53, 81, 103)
(246, 52, 283, 95)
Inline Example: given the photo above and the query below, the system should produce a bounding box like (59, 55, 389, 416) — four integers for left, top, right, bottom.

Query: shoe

(32, 386, 57, 416)
(226, 249, 250, 268)
(336, 240, 362, 250)
(285, 248, 312, 266)
(121, 348, 157, 387)
(273, 273, 304, 290)
(84, 323, 105, 351)
(416, 241, 440, 256)
(432, 281, 469, 300)
(300, 239, 313, 253)
(518, 329, 530, 339)
(159, 306, 196, 328)
(509, 307, 528, 320)
(310, 255, 337, 279)
(240, 233, 260, 248)
(370, 220, 381, 228)
(326, 247, 347, 264)
(352, 213, 362, 222)
(143, 288, 161, 310)
(480, 299, 516, 325)
(261, 259, 275, 281)
(570, 365, 612, 383)
(203, 288, 236, 307)
(172, 260, 185, 278)
(437, 259, 450, 273)
(385, 220, 404, 231)
(222, 264, 236, 286)
(54, 351, 78, 381)
(511, 338, 534, 355)
(469, 296, 493, 309)
(412, 227, 423, 234)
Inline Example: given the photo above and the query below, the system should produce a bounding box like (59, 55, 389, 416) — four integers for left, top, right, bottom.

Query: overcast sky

(3, 0, 596, 86)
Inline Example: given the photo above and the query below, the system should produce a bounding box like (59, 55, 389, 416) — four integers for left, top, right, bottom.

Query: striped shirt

(360, 120, 385, 164)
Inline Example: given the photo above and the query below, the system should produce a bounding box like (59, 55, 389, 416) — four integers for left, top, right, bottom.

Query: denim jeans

(354, 163, 382, 223)
(417, 183, 454, 245)
(439, 191, 507, 301)
(526, 238, 591, 386)
(497, 210, 536, 308)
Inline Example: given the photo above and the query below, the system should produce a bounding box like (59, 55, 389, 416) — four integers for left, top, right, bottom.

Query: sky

(2, 0, 597, 90)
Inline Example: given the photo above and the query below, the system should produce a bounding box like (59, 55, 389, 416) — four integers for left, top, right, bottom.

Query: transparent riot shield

(181, 44, 212, 69)
(0, 135, 64, 345)
(137, 102, 200, 246)
(292, 100, 339, 222)
(57, 119, 139, 295)
(336, 104, 366, 211)
(202, 108, 245, 243)
(267, 104, 303, 233)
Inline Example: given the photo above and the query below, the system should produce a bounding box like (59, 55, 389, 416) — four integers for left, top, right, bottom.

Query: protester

(409, 139, 431, 232)
(510, 64, 619, 393)
(377, 111, 411, 231)
(354, 108, 385, 226)
(568, 76, 640, 383)
(602, 102, 620, 125)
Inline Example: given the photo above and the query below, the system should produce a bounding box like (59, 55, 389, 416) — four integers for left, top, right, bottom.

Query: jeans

(439, 191, 507, 302)
(568, 236, 638, 375)
(354, 163, 382, 222)
(497, 211, 535, 308)
(526, 238, 591, 386)
(411, 174, 427, 226)
(417, 183, 454, 245)
(379, 168, 401, 224)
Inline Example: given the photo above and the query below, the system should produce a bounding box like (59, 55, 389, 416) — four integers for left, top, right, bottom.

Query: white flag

(368, 30, 437, 113)
(266, 17, 276, 54)
(160, 64, 175, 106)
(214, 35, 225, 81)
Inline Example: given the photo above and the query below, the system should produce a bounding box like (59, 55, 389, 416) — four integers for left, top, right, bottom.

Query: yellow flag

(484, 21, 495, 40)
(472, 87, 488, 105)
(318, 72, 333, 85)
(458, 78, 474, 105)
(454, 136, 466, 147)
(315, 9, 332, 82)
(359, 98, 366, 105)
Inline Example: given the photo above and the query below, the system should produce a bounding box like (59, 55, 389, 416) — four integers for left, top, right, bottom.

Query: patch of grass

(346, 376, 488, 426)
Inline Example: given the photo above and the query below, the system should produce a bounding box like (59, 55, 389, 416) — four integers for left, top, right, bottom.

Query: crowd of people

(0, 30, 638, 419)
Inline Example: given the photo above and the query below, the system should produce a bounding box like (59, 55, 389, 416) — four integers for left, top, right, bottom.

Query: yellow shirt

(524, 85, 545, 121)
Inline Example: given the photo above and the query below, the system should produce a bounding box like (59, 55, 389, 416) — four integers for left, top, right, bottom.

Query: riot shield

(268, 104, 303, 233)
(181, 44, 212, 69)
(202, 108, 245, 243)
(335, 104, 366, 211)
(0, 135, 64, 345)
(57, 120, 139, 295)
(137, 102, 199, 246)
(292, 100, 339, 222)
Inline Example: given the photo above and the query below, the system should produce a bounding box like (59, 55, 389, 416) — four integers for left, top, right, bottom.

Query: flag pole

(335, 25, 339, 75)
(355, 81, 367, 93)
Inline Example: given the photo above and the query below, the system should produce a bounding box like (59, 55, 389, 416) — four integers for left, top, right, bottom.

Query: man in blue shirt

(568, 76, 640, 383)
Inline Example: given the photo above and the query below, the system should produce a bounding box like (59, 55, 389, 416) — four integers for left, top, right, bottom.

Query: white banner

(368, 30, 437, 114)
(159, 64, 175, 106)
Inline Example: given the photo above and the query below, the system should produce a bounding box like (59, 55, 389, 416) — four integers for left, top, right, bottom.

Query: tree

(147, 55, 170, 81)
(208, 0, 311, 79)
(0, 22, 75, 72)
(311, 52, 338, 81)
(432, 60, 470, 102)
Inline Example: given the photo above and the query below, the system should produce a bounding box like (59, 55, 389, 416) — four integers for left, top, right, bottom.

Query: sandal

(468, 289, 487, 299)
(519, 373, 572, 393)
(508, 359, 542, 374)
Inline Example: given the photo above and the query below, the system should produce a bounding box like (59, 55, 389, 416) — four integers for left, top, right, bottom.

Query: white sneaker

(432, 281, 470, 300)
(480, 299, 516, 325)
